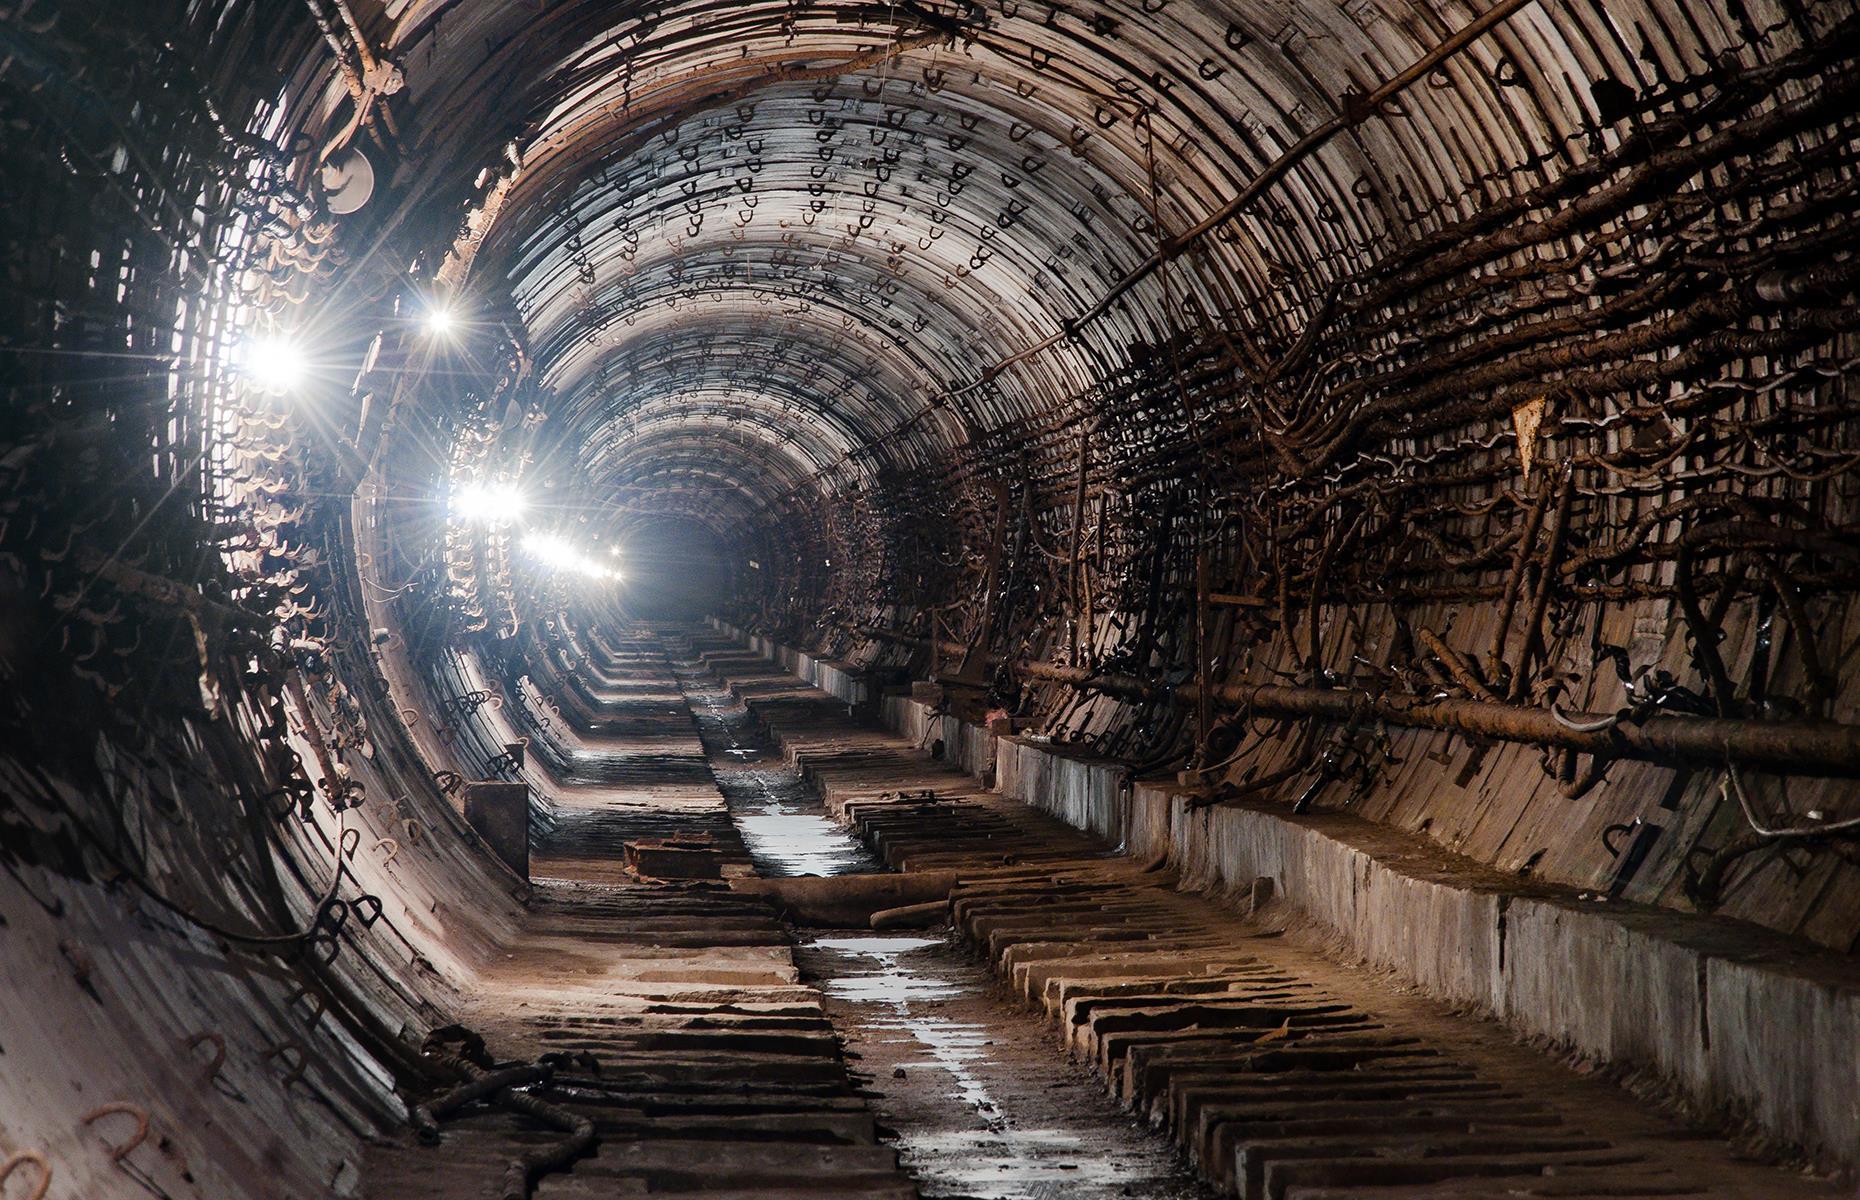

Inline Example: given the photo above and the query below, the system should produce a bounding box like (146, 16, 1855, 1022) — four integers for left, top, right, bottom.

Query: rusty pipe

(855, 624, 1860, 776)
(1013, 660, 1860, 778)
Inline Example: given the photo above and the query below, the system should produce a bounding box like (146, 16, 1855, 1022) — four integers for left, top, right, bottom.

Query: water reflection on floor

(679, 659, 1204, 1198)
(681, 672, 884, 877)
(801, 933, 1212, 1200)
(733, 805, 879, 876)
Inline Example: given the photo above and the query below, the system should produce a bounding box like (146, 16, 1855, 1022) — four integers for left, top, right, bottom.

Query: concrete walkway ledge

(711, 621, 1860, 1175)
(725, 626, 869, 707)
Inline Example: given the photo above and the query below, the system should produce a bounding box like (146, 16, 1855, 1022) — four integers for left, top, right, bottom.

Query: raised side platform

(711, 618, 1860, 1175)
(732, 630, 870, 707)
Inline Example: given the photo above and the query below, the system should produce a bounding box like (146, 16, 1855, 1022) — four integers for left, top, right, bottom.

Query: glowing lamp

(238, 333, 309, 394)
(453, 481, 526, 524)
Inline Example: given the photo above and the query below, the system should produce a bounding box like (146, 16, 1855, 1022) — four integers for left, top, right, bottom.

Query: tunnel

(4, 0, 1860, 1195)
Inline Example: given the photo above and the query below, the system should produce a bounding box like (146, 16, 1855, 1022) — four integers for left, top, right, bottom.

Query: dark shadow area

(610, 515, 732, 619)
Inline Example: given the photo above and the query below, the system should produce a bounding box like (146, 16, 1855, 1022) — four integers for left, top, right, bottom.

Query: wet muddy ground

(796, 932, 1213, 1200)
(673, 648, 1209, 1198)
(681, 662, 884, 877)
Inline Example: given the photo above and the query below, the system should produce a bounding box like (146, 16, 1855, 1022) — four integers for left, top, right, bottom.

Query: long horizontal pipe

(859, 625, 1860, 778)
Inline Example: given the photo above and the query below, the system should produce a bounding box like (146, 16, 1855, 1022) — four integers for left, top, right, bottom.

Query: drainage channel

(674, 645, 883, 877)
(671, 633, 1213, 1200)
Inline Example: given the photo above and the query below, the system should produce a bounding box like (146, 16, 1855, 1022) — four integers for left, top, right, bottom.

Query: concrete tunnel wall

(7, 0, 1860, 1196)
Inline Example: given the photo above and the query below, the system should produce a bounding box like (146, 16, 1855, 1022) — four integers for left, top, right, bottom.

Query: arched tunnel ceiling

(376, 0, 1672, 536)
(337, 0, 1860, 955)
(11, 2, 1860, 1195)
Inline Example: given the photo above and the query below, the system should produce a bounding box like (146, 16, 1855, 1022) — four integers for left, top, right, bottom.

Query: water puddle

(670, 648, 1205, 1199)
(734, 807, 880, 877)
(800, 933, 1209, 1200)
(812, 935, 958, 1003)
(680, 672, 883, 877)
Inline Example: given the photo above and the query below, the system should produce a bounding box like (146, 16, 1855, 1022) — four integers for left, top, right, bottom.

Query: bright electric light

(424, 305, 457, 338)
(452, 480, 526, 524)
(522, 531, 575, 568)
(239, 333, 309, 394)
(522, 531, 624, 583)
